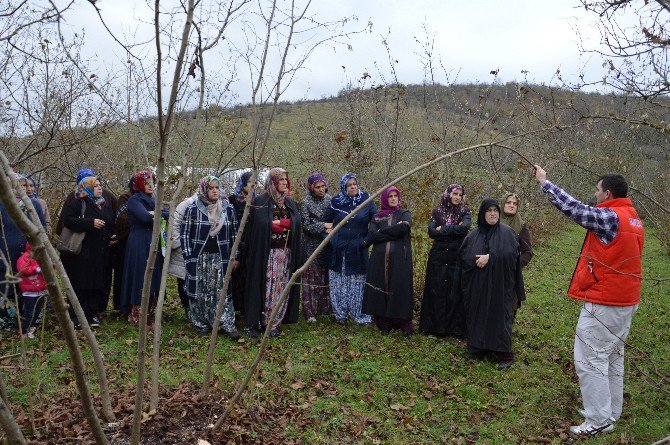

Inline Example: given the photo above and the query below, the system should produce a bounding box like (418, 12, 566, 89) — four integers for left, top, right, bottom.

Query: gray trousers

(574, 301, 638, 426)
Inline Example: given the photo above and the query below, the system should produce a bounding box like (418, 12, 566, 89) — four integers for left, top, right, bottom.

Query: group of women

(3, 166, 533, 369)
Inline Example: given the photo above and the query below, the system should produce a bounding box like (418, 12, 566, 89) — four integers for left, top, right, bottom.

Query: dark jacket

(61, 196, 115, 291)
(362, 210, 414, 320)
(56, 188, 118, 236)
(0, 200, 45, 299)
(120, 192, 169, 312)
(322, 200, 378, 275)
(419, 213, 472, 335)
(299, 193, 332, 266)
(519, 223, 534, 268)
(180, 199, 239, 298)
(243, 193, 301, 328)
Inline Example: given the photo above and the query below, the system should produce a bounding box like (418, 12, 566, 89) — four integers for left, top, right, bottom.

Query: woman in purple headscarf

(299, 173, 332, 322)
(419, 184, 471, 336)
(362, 186, 414, 335)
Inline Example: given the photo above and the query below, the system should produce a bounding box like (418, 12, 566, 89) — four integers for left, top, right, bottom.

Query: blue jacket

(180, 199, 239, 299)
(120, 192, 169, 312)
(322, 199, 378, 275)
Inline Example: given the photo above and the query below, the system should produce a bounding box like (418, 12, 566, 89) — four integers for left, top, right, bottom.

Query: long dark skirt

(419, 240, 462, 336)
(231, 260, 247, 316)
(301, 263, 331, 319)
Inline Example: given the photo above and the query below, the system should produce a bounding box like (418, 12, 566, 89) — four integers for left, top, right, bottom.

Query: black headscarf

(477, 198, 500, 252)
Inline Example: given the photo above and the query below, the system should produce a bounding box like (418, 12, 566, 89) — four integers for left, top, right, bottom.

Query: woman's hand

(93, 219, 106, 229)
(232, 260, 240, 272)
(435, 226, 442, 231)
(324, 222, 333, 230)
(475, 254, 489, 268)
(148, 210, 155, 216)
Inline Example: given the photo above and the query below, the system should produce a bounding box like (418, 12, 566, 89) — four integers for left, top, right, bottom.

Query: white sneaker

(569, 421, 614, 436)
(307, 317, 317, 323)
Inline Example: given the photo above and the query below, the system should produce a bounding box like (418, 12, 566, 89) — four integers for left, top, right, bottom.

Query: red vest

(567, 198, 644, 306)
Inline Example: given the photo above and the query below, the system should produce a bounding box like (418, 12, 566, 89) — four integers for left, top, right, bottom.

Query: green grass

(2, 225, 669, 443)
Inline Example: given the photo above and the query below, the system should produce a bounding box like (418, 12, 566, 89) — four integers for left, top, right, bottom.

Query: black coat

(419, 214, 471, 335)
(61, 197, 115, 291)
(362, 210, 414, 320)
(451, 223, 525, 353)
(56, 188, 118, 236)
(243, 193, 301, 328)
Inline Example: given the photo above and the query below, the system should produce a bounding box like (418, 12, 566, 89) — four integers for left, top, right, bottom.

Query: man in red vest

(534, 165, 644, 437)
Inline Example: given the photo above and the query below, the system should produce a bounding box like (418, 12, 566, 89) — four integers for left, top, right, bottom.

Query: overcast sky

(63, 0, 635, 105)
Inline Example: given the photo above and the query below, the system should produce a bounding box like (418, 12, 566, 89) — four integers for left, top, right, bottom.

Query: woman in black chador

(419, 184, 471, 336)
(452, 198, 525, 370)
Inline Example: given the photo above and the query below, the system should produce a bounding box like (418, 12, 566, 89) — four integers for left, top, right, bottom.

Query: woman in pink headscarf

(362, 186, 414, 335)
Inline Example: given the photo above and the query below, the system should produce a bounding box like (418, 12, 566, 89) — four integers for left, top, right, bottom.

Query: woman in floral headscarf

(322, 173, 378, 325)
(362, 186, 414, 335)
(120, 170, 169, 325)
(180, 175, 240, 338)
(243, 167, 301, 339)
(299, 173, 332, 323)
(419, 184, 471, 336)
(61, 176, 115, 329)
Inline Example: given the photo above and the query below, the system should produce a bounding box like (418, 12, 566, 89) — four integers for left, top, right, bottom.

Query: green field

(2, 224, 669, 444)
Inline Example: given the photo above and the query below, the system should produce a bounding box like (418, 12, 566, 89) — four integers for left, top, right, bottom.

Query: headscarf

(307, 173, 328, 198)
(375, 186, 401, 218)
(264, 167, 290, 205)
(432, 184, 469, 226)
(78, 176, 106, 207)
(26, 176, 39, 199)
(77, 168, 95, 185)
(132, 170, 153, 194)
(198, 175, 228, 237)
(14, 173, 27, 204)
(477, 198, 501, 252)
(500, 192, 524, 235)
(330, 173, 367, 213)
(233, 171, 254, 203)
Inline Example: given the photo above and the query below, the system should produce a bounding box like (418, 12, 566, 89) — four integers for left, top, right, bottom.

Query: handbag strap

(80, 199, 86, 217)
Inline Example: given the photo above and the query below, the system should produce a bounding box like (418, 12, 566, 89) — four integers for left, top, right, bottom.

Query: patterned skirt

(188, 252, 235, 332)
(329, 259, 370, 325)
(263, 248, 291, 330)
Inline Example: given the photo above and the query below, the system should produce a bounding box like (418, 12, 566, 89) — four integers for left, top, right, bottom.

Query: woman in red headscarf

(362, 186, 414, 335)
(120, 170, 169, 325)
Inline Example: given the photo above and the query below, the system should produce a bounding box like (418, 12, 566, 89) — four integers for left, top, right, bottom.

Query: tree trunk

(0, 153, 109, 444)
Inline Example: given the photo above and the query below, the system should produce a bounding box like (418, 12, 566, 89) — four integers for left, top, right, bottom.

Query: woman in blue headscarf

(321, 173, 378, 325)
(61, 176, 115, 329)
